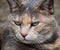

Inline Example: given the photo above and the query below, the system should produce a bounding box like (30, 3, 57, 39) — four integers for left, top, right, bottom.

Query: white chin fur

(21, 40, 37, 44)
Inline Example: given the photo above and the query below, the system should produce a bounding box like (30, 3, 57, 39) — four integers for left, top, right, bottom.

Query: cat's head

(7, 0, 57, 44)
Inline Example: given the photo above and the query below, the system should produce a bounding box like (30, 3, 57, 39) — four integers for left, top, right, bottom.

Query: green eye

(14, 21, 21, 26)
(31, 21, 40, 26)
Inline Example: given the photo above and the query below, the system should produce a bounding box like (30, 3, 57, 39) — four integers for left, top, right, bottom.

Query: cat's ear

(7, 0, 22, 12)
(38, 0, 54, 15)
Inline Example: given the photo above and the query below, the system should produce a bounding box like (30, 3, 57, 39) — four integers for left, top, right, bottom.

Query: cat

(0, 0, 60, 50)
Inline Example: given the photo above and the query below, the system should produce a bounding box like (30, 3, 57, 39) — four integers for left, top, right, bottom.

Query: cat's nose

(21, 33, 27, 38)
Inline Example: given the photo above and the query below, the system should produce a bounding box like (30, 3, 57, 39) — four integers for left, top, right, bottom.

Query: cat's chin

(19, 39, 45, 44)
(20, 40, 38, 44)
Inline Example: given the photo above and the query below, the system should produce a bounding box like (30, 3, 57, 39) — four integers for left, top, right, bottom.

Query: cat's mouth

(15, 33, 36, 44)
(22, 37, 36, 42)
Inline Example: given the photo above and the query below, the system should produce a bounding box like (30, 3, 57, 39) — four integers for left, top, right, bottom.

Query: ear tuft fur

(39, 0, 54, 15)
(7, 0, 22, 12)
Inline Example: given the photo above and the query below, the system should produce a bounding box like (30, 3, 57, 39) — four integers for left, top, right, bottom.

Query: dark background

(0, 0, 60, 26)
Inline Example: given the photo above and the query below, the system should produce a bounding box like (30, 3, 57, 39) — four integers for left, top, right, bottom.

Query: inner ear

(7, 0, 22, 12)
(38, 0, 54, 15)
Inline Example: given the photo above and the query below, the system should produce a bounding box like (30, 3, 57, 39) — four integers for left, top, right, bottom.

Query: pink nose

(21, 33, 27, 38)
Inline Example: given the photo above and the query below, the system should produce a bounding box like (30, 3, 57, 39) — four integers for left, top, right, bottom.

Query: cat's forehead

(14, 7, 40, 21)
(15, 14, 40, 22)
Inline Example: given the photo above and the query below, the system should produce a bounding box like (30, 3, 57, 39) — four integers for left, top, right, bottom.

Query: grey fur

(0, 0, 60, 50)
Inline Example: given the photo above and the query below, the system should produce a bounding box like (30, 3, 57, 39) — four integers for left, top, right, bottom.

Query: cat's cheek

(15, 33, 24, 40)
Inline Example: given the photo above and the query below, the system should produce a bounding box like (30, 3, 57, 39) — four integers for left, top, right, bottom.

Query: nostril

(21, 33, 27, 38)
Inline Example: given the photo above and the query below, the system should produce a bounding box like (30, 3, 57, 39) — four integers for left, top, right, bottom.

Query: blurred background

(0, 0, 60, 26)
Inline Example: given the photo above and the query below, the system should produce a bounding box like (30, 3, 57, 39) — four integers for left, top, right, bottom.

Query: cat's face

(8, 7, 55, 44)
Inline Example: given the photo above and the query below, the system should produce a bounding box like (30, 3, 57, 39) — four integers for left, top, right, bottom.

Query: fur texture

(0, 0, 60, 50)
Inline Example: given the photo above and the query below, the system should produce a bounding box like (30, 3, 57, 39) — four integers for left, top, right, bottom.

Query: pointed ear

(7, 0, 22, 12)
(38, 0, 54, 15)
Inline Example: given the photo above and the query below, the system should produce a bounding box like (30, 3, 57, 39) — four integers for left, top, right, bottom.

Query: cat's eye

(14, 21, 21, 26)
(31, 21, 40, 26)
